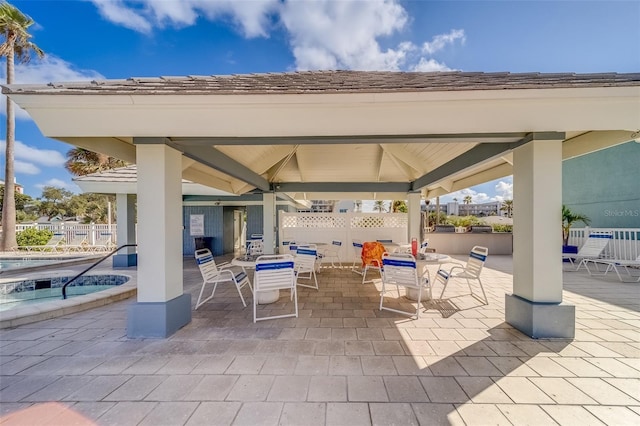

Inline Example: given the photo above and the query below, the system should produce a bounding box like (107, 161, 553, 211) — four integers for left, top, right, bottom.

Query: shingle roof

(4, 70, 640, 95)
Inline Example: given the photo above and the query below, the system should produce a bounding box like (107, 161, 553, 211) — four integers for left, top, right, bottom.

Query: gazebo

(4, 70, 639, 339)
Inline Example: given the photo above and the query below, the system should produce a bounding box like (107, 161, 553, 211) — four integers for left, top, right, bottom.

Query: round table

(406, 253, 452, 301)
(231, 255, 280, 304)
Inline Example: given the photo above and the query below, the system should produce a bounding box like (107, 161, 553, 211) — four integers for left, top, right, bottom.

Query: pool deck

(0, 254, 639, 425)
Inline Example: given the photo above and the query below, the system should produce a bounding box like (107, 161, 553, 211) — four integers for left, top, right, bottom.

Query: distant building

(425, 201, 504, 217)
(0, 178, 24, 194)
(298, 200, 337, 213)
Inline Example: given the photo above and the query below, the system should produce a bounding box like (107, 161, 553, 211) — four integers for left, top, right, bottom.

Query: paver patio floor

(1, 255, 638, 425)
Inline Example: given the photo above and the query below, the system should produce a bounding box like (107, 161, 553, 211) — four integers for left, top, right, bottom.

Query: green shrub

(491, 224, 513, 233)
(446, 216, 483, 227)
(16, 228, 54, 246)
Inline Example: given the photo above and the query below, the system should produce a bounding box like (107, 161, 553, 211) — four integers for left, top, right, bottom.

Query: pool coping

(0, 274, 137, 329)
(0, 254, 104, 275)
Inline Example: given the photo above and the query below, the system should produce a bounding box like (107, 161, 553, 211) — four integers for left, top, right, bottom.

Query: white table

(231, 255, 280, 304)
(406, 253, 453, 301)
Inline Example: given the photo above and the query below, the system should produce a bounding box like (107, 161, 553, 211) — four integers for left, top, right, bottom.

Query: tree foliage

(391, 200, 407, 213)
(373, 200, 387, 213)
(500, 200, 513, 218)
(16, 227, 52, 246)
(0, 1, 44, 250)
(65, 148, 128, 176)
(562, 204, 590, 246)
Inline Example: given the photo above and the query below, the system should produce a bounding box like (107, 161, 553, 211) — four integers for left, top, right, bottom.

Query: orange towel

(361, 241, 386, 268)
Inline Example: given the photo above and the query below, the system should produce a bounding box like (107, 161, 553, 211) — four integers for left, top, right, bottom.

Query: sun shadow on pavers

(1, 254, 639, 425)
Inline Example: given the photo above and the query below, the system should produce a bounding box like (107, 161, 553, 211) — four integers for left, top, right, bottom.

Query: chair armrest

(217, 261, 232, 269)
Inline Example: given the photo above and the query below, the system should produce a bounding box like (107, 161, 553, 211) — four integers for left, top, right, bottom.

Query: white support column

(506, 134, 575, 338)
(128, 142, 191, 338)
(113, 193, 137, 267)
(263, 192, 276, 254)
(407, 191, 421, 243)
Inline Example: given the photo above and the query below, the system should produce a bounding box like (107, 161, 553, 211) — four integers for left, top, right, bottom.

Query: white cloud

(422, 29, 465, 55)
(1, 56, 104, 120)
(36, 178, 80, 193)
(0, 140, 66, 167)
(412, 58, 453, 72)
(87, 0, 465, 72)
(90, 0, 153, 34)
(14, 160, 41, 175)
(494, 180, 513, 202)
(91, 0, 279, 37)
(281, 0, 413, 71)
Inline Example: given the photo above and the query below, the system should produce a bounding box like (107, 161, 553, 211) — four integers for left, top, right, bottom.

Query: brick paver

(1, 255, 639, 424)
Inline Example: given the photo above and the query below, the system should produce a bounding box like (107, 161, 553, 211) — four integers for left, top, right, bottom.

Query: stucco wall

(563, 141, 640, 228)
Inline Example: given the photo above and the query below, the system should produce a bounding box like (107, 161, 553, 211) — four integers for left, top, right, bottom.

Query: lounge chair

(195, 248, 252, 309)
(563, 232, 613, 271)
(90, 233, 115, 252)
(63, 232, 89, 253)
(14, 233, 65, 253)
(583, 255, 640, 283)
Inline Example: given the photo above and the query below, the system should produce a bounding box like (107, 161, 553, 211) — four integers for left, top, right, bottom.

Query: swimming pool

(0, 258, 75, 270)
(0, 274, 130, 312)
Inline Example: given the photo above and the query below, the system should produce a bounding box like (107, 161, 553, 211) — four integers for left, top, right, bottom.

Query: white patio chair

(323, 240, 343, 268)
(253, 254, 298, 322)
(351, 240, 364, 275)
(379, 253, 431, 319)
(584, 255, 640, 283)
(563, 232, 613, 271)
(194, 248, 252, 309)
(436, 245, 489, 304)
(294, 245, 319, 290)
(247, 240, 264, 256)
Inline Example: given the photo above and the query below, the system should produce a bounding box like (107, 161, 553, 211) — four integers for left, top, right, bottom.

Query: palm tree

(65, 148, 128, 176)
(500, 200, 513, 218)
(562, 205, 590, 246)
(0, 2, 44, 251)
(462, 195, 472, 215)
(391, 200, 407, 213)
(373, 200, 386, 213)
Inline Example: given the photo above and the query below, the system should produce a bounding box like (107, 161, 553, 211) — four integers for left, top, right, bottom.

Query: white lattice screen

(280, 212, 408, 262)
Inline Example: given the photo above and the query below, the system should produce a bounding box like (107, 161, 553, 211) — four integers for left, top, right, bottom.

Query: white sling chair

(194, 248, 252, 309)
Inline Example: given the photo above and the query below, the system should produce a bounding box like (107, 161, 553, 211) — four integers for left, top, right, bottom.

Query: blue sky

(2, 0, 639, 203)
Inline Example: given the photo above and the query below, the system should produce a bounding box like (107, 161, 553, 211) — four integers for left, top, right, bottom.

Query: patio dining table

(405, 253, 453, 301)
(231, 254, 280, 304)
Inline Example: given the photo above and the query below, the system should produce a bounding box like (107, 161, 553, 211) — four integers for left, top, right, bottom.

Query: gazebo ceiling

(4, 71, 639, 201)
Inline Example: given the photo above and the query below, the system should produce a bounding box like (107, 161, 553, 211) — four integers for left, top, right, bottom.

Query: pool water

(0, 258, 70, 270)
(0, 275, 130, 312)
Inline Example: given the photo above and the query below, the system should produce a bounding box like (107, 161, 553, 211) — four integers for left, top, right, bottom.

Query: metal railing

(61, 244, 136, 299)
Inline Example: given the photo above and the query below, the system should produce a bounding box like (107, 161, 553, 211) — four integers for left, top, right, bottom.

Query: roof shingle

(4, 70, 640, 95)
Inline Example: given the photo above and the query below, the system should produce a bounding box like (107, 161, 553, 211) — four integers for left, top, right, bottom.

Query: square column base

(127, 293, 191, 338)
(113, 253, 138, 268)
(505, 294, 575, 339)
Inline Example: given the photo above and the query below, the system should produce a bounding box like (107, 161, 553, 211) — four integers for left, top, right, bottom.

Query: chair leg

(235, 281, 247, 308)
(439, 277, 450, 300)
